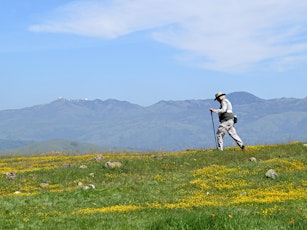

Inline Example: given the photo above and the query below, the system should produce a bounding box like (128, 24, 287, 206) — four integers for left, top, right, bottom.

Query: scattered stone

(5, 172, 16, 180)
(94, 155, 105, 161)
(240, 192, 248, 196)
(89, 173, 95, 177)
(153, 155, 164, 160)
(303, 143, 307, 147)
(249, 157, 257, 163)
(88, 184, 95, 189)
(82, 184, 95, 190)
(61, 164, 72, 168)
(42, 202, 53, 207)
(77, 182, 83, 187)
(40, 182, 50, 188)
(265, 169, 278, 179)
(79, 165, 87, 169)
(14, 191, 21, 194)
(105, 161, 122, 168)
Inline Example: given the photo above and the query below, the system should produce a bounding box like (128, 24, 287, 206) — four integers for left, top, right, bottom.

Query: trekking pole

(210, 111, 218, 149)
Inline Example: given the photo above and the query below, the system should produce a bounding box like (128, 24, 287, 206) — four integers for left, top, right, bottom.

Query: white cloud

(29, 0, 307, 72)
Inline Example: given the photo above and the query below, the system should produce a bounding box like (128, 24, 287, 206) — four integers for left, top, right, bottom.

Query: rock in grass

(153, 155, 164, 160)
(94, 155, 105, 161)
(40, 182, 50, 188)
(249, 157, 257, 163)
(82, 184, 95, 190)
(77, 182, 83, 187)
(105, 161, 122, 168)
(88, 184, 95, 189)
(89, 173, 95, 177)
(265, 169, 278, 179)
(5, 172, 16, 180)
(60, 164, 72, 168)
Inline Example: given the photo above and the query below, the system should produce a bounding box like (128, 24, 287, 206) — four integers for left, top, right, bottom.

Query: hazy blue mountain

(0, 139, 34, 151)
(227, 91, 264, 104)
(0, 92, 306, 153)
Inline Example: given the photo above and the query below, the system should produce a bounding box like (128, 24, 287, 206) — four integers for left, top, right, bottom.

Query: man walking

(210, 92, 245, 151)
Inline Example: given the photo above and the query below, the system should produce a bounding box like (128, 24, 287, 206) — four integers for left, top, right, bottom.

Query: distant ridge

(0, 92, 306, 153)
(227, 91, 264, 104)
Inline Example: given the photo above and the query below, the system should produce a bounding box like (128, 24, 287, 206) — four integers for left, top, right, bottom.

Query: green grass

(0, 142, 306, 229)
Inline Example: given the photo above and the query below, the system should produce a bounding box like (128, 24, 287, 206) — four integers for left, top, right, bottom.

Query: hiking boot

(241, 145, 246, 151)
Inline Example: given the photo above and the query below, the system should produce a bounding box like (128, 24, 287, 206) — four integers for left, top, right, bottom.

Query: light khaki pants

(217, 119, 244, 150)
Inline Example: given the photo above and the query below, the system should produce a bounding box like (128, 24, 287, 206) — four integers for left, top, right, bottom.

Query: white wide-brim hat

(214, 92, 226, 100)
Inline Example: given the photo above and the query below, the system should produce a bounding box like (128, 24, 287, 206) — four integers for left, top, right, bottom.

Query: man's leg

(228, 121, 244, 148)
(217, 122, 227, 150)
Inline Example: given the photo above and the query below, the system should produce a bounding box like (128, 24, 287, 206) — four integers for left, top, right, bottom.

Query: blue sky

(1, 0, 307, 110)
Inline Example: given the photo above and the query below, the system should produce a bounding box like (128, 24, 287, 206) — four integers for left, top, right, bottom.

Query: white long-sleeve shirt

(213, 99, 233, 114)
(213, 98, 234, 122)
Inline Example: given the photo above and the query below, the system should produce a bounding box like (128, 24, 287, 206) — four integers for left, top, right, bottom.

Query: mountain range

(0, 91, 306, 154)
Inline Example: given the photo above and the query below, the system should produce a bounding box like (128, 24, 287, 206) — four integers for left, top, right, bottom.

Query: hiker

(209, 92, 245, 151)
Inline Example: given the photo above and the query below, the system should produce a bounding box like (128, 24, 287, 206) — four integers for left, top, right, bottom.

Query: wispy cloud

(29, 0, 307, 72)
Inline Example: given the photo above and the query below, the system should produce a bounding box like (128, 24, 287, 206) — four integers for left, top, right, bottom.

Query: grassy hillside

(0, 143, 306, 229)
(10, 139, 110, 155)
